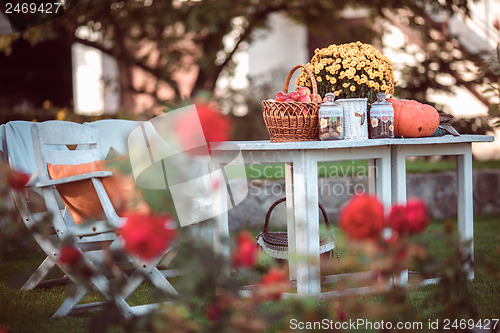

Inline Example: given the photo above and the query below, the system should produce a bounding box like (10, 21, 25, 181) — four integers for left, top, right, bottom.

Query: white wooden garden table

(389, 134, 494, 284)
(210, 139, 393, 297)
(210, 134, 494, 298)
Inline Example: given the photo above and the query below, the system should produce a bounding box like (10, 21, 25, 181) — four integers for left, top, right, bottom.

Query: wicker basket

(262, 65, 321, 142)
(256, 197, 339, 260)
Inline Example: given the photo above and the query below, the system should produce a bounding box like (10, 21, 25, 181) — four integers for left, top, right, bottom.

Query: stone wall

(227, 170, 500, 232)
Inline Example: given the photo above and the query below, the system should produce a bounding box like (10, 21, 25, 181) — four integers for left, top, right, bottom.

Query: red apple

(275, 92, 290, 102)
(298, 94, 312, 103)
(285, 98, 295, 102)
(309, 94, 323, 102)
(297, 86, 311, 96)
(290, 91, 299, 101)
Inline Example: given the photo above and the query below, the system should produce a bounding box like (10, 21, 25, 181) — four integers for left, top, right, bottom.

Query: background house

(0, 1, 498, 158)
(220, 2, 500, 158)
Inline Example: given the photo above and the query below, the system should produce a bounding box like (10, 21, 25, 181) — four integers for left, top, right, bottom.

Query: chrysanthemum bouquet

(296, 41, 398, 103)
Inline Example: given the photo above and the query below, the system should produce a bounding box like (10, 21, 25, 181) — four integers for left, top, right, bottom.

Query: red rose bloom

(205, 293, 234, 321)
(339, 194, 386, 240)
(260, 267, 289, 285)
(388, 199, 429, 235)
(8, 169, 29, 191)
(338, 310, 347, 321)
(387, 204, 408, 234)
(406, 199, 430, 233)
(174, 102, 232, 156)
(120, 214, 177, 261)
(59, 245, 82, 266)
(254, 267, 290, 302)
(205, 304, 222, 322)
(196, 103, 232, 144)
(232, 230, 258, 268)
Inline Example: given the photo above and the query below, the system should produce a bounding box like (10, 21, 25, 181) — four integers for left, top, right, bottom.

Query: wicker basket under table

(256, 197, 340, 261)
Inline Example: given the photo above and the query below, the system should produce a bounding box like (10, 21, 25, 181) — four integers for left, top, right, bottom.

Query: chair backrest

(1, 120, 70, 176)
(1, 120, 38, 174)
(32, 121, 102, 182)
(0, 120, 69, 222)
(31, 121, 112, 231)
(88, 119, 141, 157)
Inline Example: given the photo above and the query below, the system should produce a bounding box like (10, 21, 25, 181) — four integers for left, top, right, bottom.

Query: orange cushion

(47, 159, 151, 224)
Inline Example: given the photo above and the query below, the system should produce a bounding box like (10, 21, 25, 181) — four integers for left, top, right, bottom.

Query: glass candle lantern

(319, 93, 344, 140)
(369, 92, 394, 139)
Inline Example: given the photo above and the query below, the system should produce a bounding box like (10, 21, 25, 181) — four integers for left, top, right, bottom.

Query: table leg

(292, 151, 321, 296)
(375, 151, 392, 210)
(285, 162, 297, 281)
(457, 143, 474, 280)
(391, 146, 409, 285)
(211, 157, 230, 279)
(392, 142, 476, 283)
(368, 159, 376, 195)
(391, 146, 407, 204)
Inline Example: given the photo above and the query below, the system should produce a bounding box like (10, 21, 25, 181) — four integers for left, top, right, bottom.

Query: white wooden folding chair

(0, 120, 67, 290)
(91, 119, 182, 278)
(30, 120, 178, 318)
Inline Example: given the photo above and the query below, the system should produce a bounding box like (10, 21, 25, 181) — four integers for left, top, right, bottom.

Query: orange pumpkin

(387, 98, 439, 138)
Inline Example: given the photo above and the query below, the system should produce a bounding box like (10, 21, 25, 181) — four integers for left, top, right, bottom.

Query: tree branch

(194, 3, 288, 94)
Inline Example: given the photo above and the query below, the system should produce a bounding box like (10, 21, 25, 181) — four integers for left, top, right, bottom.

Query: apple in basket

(298, 94, 311, 103)
(310, 94, 323, 102)
(297, 86, 311, 96)
(275, 91, 290, 102)
(289, 91, 300, 101)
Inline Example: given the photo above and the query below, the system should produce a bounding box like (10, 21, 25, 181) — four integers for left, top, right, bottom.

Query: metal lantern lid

(370, 92, 394, 115)
(319, 93, 343, 116)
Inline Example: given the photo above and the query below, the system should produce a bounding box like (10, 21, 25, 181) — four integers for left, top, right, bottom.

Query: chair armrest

(34, 171, 113, 187)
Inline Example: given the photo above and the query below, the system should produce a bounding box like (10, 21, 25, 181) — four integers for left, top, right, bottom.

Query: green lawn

(0, 215, 499, 332)
(238, 159, 500, 180)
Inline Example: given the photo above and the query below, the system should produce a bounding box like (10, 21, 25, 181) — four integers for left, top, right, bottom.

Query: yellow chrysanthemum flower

(296, 42, 397, 102)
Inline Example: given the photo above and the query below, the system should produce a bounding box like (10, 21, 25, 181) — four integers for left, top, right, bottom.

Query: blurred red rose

(406, 199, 430, 233)
(494, 18, 499, 31)
(205, 304, 222, 322)
(8, 169, 29, 191)
(338, 310, 347, 321)
(232, 230, 258, 268)
(388, 199, 429, 235)
(120, 214, 177, 261)
(196, 103, 232, 144)
(0, 326, 8, 333)
(174, 102, 232, 156)
(339, 194, 386, 240)
(59, 245, 82, 266)
(205, 293, 234, 322)
(387, 205, 407, 234)
(254, 267, 290, 302)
